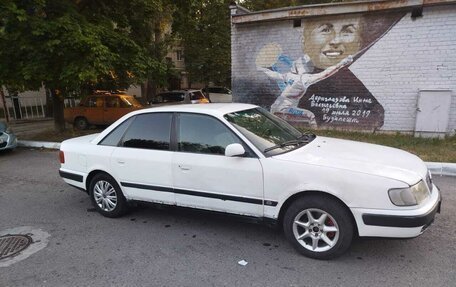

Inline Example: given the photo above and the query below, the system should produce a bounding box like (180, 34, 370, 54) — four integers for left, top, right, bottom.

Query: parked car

(202, 87, 232, 103)
(0, 121, 17, 151)
(59, 104, 441, 259)
(64, 91, 143, 130)
(149, 90, 209, 106)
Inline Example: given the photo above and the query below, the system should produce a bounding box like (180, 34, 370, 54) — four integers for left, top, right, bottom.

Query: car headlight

(388, 180, 430, 206)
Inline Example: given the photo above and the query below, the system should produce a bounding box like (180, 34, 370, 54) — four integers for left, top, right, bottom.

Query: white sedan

(59, 104, 441, 259)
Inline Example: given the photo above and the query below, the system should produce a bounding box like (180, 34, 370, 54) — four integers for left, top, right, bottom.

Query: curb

(425, 162, 456, 177)
(18, 140, 61, 150)
(17, 140, 456, 177)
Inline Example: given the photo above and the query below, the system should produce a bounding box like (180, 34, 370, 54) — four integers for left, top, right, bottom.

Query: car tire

(74, 117, 89, 130)
(283, 194, 354, 260)
(89, 173, 128, 218)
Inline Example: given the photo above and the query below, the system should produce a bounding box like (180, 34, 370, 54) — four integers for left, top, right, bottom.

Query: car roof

(136, 103, 258, 117)
(159, 89, 201, 93)
(88, 93, 132, 97)
(92, 103, 260, 145)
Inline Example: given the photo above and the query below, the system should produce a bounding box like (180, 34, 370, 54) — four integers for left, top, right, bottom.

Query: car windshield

(224, 108, 315, 156)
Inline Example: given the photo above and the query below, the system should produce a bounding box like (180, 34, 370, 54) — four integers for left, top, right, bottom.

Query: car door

(172, 113, 264, 217)
(109, 112, 175, 204)
(103, 96, 122, 124)
(84, 96, 105, 124)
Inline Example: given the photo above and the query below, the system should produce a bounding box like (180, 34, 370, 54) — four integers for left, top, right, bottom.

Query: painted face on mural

(303, 16, 362, 69)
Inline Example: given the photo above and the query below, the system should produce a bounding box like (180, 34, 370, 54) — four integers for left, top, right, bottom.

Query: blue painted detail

(288, 108, 304, 115)
(270, 54, 294, 92)
(278, 54, 293, 67)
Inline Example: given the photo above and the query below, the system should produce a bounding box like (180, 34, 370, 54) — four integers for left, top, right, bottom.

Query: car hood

(273, 136, 427, 185)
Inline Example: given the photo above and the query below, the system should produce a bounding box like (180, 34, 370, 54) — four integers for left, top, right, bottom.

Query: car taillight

(59, 151, 65, 164)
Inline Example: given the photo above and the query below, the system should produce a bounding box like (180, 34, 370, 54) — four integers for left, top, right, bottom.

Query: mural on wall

(255, 13, 405, 130)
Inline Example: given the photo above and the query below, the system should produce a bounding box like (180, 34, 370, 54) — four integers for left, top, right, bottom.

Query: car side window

(164, 93, 184, 103)
(153, 95, 164, 104)
(121, 113, 172, 150)
(178, 113, 241, 155)
(85, 96, 97, 107)
(99, 116, 134, 146)
(105, 96, 120, 108)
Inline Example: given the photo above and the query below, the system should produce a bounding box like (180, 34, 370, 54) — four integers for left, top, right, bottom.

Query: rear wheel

(74, 117, 88, 130)
(283, 194, 354, 259)
(89, 173, 128, 218)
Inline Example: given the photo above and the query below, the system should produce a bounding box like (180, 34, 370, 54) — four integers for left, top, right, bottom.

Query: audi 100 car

(59, 104, 441, 259)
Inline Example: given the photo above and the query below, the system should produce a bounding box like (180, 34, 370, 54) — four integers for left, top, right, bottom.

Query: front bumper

(362, 198, 441, 228)
(351, 184, 441, 238)
(0, 132, 17, 150)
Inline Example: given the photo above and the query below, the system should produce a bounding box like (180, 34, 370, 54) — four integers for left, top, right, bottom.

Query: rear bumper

(59, 170, 83, 182)
(352, 184, 441, 238)
(59, 169, 87, 192)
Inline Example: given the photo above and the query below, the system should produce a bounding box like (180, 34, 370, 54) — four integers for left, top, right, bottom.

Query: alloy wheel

(292, 208, 339, 252)
(93, 180, 118, 212)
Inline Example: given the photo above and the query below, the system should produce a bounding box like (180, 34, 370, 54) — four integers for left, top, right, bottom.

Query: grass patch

(24, 127, 456, 163)
(314, 130, 456, 163)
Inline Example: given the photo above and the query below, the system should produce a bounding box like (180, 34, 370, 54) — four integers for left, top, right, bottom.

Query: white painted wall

(350, 6, 456, 134)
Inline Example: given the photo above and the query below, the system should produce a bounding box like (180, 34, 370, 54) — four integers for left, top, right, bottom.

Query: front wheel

(283, 194, 354, 259)
(89, 173, 128, 218)
(74, 117, 89, 130)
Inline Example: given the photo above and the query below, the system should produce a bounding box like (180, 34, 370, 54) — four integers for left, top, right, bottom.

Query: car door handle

(117, 159, 125, 164)
(178, 164, 191, 171)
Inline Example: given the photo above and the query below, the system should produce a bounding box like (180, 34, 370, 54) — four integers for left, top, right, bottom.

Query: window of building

(176, 50, 184, 61)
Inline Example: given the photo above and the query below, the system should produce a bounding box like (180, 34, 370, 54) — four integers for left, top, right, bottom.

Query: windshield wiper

(264, 138, 311, 153)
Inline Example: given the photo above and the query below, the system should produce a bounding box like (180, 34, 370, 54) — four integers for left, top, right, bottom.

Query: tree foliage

(0, 0, 172, 130)
(173, 0, 232, 87)
(172, 0, 345, 88)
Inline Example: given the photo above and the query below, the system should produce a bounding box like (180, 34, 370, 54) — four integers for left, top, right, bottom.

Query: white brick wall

(350, 5, 456, 133)
(232, 5, 456, 134)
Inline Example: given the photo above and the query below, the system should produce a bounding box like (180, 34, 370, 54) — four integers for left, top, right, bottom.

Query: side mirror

(225, 143, 246, 157)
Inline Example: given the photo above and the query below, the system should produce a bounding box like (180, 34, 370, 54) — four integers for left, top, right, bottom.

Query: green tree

(173, 0, 232, 87)
(0, 0, 169, 131)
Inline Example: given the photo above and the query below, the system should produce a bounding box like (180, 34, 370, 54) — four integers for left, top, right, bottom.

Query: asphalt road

(1, 148, 455, 287)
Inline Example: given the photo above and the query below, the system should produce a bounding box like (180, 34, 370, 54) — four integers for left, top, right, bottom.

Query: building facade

(230, 0, 456, 136)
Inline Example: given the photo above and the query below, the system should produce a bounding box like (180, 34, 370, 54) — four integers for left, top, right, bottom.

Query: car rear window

(99, 117, 134, 146)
